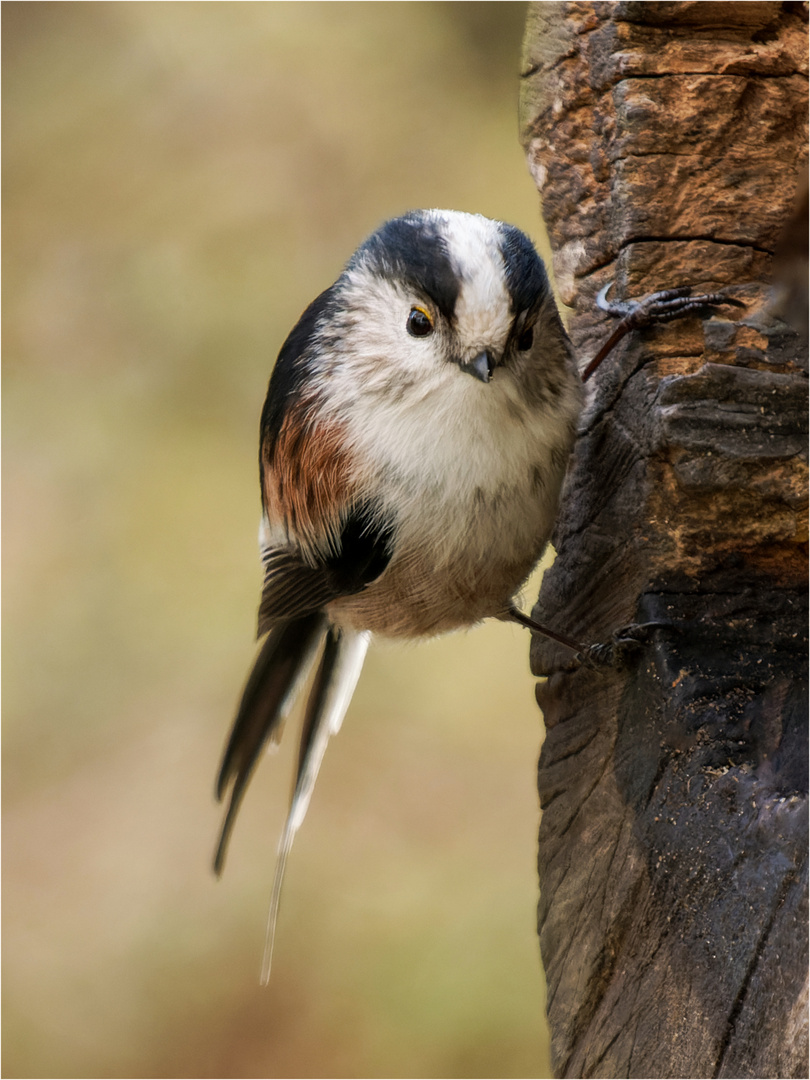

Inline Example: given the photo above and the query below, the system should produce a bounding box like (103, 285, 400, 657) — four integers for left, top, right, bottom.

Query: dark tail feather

(214, 613, 328, 876)
(259, 626, 370, 983)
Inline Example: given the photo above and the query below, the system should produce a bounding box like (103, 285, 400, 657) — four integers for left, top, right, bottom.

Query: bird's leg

(580, 283, 745, 383)
(507, 605, 590, 656)
(507, 606, 665, 672)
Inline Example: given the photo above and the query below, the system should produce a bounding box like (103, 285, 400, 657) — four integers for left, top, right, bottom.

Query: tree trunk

(519, 3, 808, 1077)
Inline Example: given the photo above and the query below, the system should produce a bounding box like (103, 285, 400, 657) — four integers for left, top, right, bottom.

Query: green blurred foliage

(3, 3, 555, 1076)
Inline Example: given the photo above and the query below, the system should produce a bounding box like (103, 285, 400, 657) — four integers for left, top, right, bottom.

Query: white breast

(324, 363, 578, 637)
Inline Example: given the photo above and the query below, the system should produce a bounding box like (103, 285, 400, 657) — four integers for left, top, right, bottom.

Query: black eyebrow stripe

(350, 213, 460, 322)
(497, 223, 551, 314)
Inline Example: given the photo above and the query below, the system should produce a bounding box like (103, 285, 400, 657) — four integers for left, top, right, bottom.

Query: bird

(213, 208, 740, 981)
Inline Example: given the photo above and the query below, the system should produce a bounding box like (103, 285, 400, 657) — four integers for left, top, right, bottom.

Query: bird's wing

(256, 548, 343, 636)
(256, 500, 396, 636)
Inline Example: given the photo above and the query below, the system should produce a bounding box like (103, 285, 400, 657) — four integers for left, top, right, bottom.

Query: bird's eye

(517, 326, 534, 351)
(407, 307, 433, 338)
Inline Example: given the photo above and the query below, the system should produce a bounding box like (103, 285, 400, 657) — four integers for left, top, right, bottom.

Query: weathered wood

(520, 3, 808, 1077)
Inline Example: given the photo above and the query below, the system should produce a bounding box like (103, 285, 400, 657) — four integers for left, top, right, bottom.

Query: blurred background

(3, 3, 557, 1076)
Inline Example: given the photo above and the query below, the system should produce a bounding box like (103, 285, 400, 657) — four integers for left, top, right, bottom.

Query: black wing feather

(256, 501, 395, 636)
(256, 552, 339, 637)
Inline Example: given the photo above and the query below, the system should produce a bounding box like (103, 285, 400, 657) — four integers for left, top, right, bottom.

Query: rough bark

(520, 4, 809, 1077)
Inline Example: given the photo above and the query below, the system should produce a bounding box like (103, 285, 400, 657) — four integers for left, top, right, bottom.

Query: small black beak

(459, 350, 495, 384)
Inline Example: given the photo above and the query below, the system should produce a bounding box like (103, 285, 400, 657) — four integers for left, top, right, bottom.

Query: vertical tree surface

(520, 4, 808, 1077)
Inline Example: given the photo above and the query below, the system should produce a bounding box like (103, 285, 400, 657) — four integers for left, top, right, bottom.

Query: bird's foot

(596, 282, 745, 327)
(574, 622, 663, 671)
(582, 284, 744, 382)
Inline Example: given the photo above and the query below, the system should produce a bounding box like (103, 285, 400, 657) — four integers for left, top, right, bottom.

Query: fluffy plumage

(216, 209, 582, 979)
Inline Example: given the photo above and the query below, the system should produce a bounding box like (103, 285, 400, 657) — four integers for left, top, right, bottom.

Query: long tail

(214, 613, 328, 875)
(214, 615, 370, 983)
(259, 625, 369, 983)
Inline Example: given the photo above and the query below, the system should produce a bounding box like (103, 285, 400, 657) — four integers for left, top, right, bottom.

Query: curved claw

(574, 623, 658, 671)
(595, 281, 614, 312)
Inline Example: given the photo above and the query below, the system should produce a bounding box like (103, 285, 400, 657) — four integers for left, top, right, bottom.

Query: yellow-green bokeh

(4, 4, 554, 1076)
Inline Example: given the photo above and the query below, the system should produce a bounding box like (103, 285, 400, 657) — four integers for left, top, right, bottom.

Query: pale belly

(327, 486, 555, 638)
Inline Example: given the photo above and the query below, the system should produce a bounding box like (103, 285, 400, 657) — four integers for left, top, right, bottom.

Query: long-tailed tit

(213, 209, 739, 980)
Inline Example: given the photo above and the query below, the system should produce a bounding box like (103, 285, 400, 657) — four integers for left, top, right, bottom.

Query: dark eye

(517, 326, 534, 351)
(407, 307, 433, 338)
